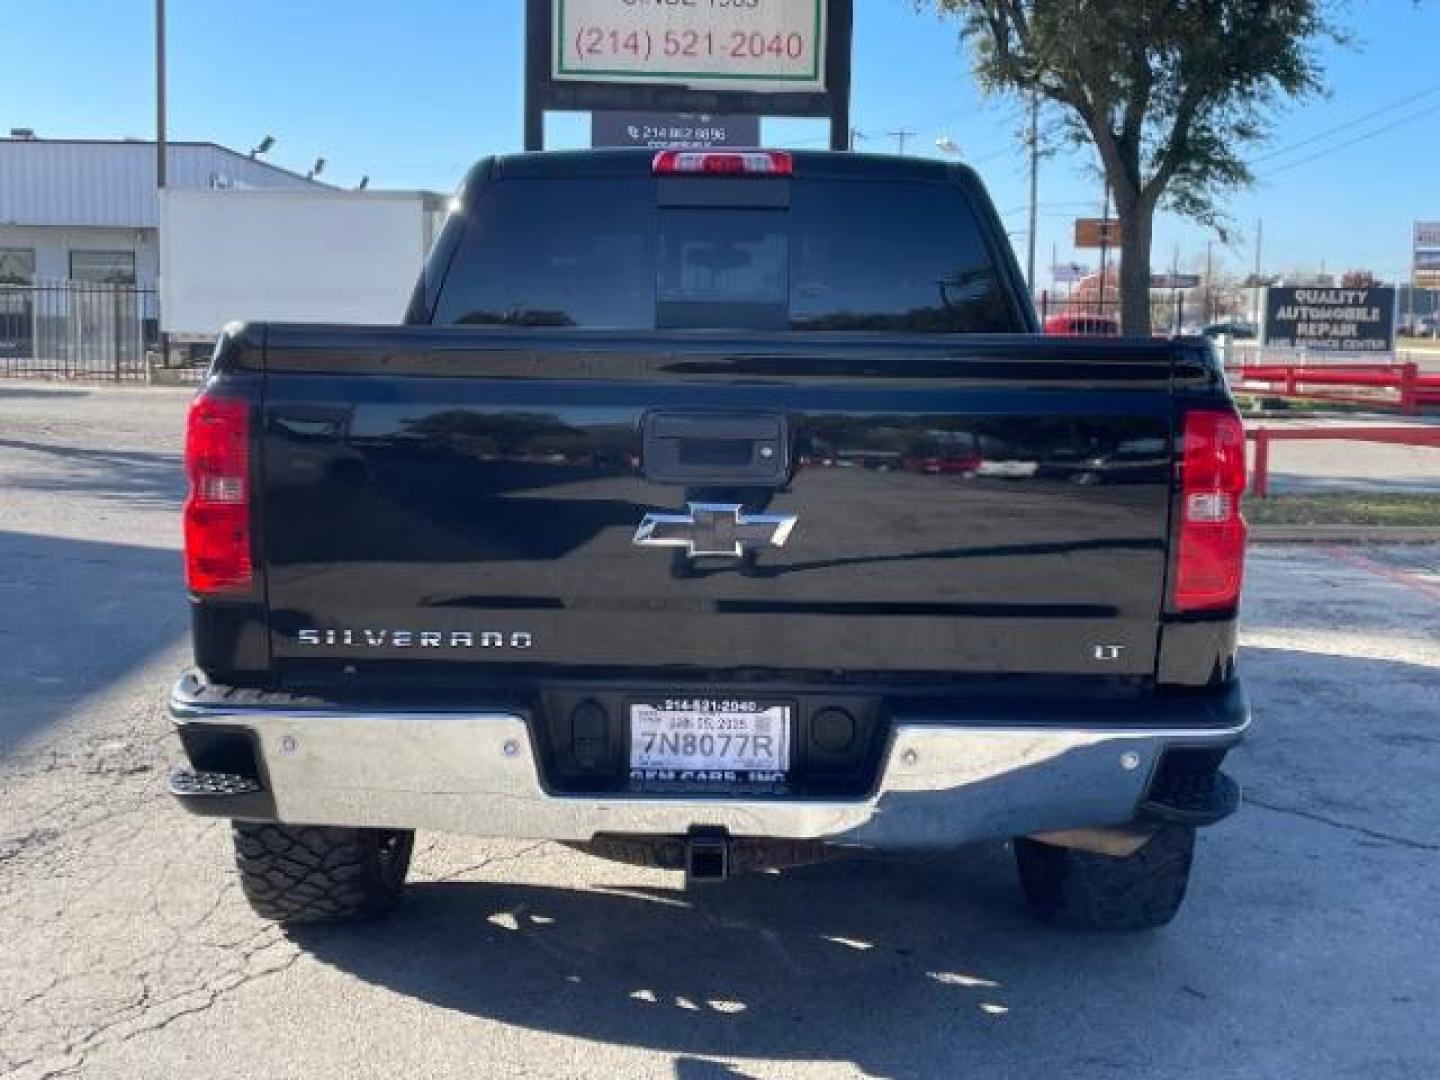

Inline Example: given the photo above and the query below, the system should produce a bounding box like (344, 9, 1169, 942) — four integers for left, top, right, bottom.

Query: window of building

(0, 248, 36, 285)
(69, 250, 136, 285)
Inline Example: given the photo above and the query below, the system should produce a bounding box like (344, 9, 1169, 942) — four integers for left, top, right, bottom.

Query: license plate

(629, 700, 791, 783)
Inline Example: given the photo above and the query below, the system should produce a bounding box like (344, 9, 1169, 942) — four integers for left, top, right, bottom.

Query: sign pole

(524, 0, 547, 151)
(828, 0, 852, 151)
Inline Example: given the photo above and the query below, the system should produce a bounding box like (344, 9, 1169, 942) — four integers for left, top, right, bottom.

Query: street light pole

(155, 0, 167, 189)
(155, 0, 168, 372)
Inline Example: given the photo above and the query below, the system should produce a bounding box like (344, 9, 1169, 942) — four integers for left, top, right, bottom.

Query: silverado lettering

(293, 629, 534, 649)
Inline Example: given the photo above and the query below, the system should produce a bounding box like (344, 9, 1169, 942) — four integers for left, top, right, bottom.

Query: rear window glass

(431, 179, 654, 329)
(788, 180, 1015, 332)
(430, 175, 1020, 333)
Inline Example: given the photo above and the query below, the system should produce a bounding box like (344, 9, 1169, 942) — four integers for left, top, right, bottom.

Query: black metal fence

(1035, 290, 1254, 335)
(0, 282, 159, 381)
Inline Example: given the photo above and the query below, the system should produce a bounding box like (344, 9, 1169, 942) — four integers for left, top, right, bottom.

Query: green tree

(922, 1, 1341, 336)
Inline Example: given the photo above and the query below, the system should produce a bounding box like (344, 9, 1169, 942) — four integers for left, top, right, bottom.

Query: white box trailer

(159, 187, 448, 345)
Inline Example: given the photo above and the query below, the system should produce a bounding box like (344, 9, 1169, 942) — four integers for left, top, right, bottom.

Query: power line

(1260, 98, 1440, 178)
(1251, 83, 1440, 166)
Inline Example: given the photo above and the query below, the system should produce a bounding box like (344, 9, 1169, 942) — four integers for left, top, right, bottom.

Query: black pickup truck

(170, 149, 1248, 930)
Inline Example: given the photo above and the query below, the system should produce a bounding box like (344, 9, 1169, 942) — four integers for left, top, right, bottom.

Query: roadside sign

(1051, 262, 1089, 285)
(591, 111, 760, 149)
(553, 0, 827, 92)
(1074, 218, 1122, 248)
(1262, 286, 1396, 353)
(1415, 251, 1440, 287)
(1151, 273, 1202, 289)
(1414, 221, 1440, 288)
(524, 0, 854, 152)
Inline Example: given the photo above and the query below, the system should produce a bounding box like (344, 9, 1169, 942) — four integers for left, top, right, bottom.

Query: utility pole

(1205, 239, 1214, 324)
(848, 128, 865, 151)
(1097, 183, 1112, 319)
(1025, 91, 1039, 295)
(155, 0, 167, 189)
(1171, 242, 1182, 334)
(886, 129, 915, 156)
(1252, 218, 1264, 326)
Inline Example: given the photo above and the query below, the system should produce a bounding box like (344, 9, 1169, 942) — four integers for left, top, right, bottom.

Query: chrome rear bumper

(169, 681, 1248, 847)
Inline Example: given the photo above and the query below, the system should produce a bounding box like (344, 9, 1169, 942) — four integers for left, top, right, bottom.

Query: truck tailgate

(257, 329, 1181, 679)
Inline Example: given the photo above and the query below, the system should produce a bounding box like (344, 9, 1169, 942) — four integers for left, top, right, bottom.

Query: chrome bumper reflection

(170, 690, 1247, 847)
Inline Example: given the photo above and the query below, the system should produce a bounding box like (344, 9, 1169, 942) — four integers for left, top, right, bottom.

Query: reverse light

(652, 150, 793, 177)
(1173, 409, 1248, 612)
(183, 394, 252, 595)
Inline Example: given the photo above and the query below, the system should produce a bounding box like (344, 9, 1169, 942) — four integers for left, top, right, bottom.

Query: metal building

(0, 133, 326, 289)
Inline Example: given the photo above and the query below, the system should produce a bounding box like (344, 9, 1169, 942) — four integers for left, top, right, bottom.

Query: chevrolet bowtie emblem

(633, 503, 798, 559)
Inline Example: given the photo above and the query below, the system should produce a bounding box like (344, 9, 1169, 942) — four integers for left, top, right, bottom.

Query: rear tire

(232, 823, 414, 925)
(1014, 825, 1195, 931)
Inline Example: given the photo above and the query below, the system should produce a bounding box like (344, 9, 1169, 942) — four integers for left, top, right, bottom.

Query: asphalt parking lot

(1, 385, 1438, 1079)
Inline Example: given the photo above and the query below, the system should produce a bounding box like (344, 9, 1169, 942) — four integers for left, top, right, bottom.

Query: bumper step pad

(1139, 769, 1240, 827)
(168, 767, 274, 820)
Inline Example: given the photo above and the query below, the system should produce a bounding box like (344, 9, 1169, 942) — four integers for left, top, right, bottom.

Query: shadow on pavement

(1234, 645, 1440, 846)
(286, 642, 1440, 1075)
(290, 847, 1153, 1077)
(0, 437, 184, 507)
(0, 530, 186, 754)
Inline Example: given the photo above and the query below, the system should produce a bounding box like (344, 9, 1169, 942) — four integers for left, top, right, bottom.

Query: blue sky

(6, 0, 1440, 287)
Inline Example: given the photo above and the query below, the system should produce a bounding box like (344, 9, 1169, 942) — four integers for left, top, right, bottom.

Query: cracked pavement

(1, 385, 1438, 1079)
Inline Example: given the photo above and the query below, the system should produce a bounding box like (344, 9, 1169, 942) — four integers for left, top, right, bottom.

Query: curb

(1251, 524, 1440, 544)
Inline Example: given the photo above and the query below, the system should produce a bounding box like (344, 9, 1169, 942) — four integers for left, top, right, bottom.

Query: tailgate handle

(642, 412, 789, 485)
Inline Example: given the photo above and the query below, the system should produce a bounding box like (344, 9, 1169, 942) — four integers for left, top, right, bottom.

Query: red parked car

(1044, 314, 1120, 337)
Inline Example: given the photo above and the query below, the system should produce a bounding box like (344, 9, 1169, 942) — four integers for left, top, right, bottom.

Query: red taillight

(652, 150, 793, 177)
(1173, 409, 1248, 611)
(184, 394, 252, 595)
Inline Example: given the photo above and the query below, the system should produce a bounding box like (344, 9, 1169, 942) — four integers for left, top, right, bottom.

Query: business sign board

(1151, 273, 1202, 289)
(1074, 218, 1122, 249)
(555, 0, 826, 92)
(1052, 262, 1089, 285)
(592, 111, 760, 149)
(1415, 221, 1440, 289)
(525, 0, 853, 151)
(1262, 286, 1396, 353)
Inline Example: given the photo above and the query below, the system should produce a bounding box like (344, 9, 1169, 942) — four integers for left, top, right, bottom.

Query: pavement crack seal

(1243, 794, 1440, 852)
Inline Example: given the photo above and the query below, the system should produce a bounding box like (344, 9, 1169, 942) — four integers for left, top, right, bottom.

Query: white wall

(159, 189, 434, 335)
(0, 225, 159, 286)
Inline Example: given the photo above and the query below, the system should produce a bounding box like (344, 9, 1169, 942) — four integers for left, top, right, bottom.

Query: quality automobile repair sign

(553, 0, 827, 92)
(1263, 287, 1397, 353)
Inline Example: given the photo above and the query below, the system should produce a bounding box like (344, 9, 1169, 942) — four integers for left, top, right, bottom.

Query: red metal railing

(1247, 424, 1440, 497)
(1227, 360, 1440, 414)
